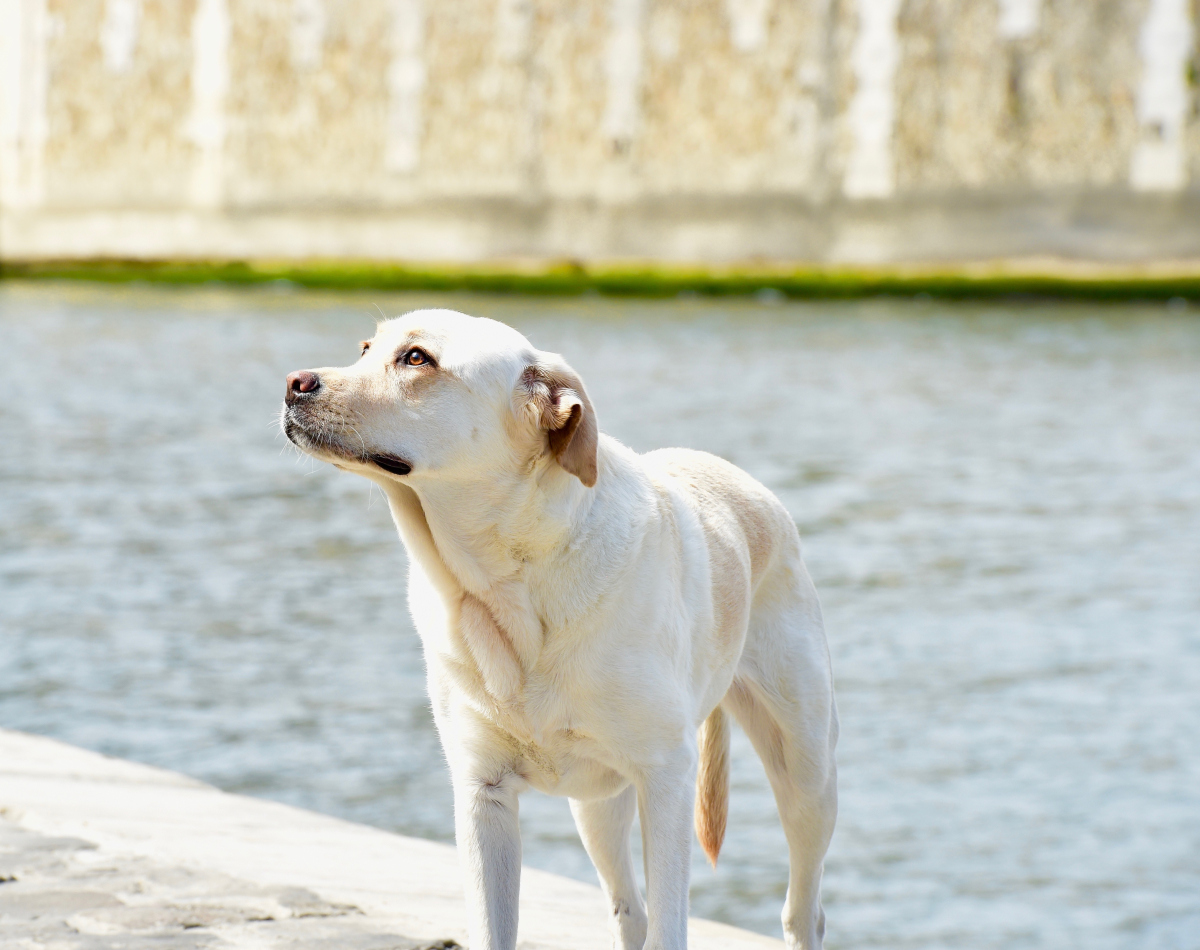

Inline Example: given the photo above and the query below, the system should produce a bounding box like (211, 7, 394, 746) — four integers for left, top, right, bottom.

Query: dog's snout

(285, 370, 321, 404)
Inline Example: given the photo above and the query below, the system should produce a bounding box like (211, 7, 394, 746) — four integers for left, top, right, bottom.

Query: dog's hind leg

(570, 786, 648, 950)
(729, 568, 838, 950)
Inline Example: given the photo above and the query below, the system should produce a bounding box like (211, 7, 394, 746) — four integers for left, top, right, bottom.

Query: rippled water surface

(2, 282, 1198, 948)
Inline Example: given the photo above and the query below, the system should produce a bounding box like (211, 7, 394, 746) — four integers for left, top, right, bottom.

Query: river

(2, 281, 1197, 948)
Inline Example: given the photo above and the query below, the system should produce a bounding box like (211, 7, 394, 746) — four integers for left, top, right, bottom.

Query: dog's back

(644, 447, 798, 584)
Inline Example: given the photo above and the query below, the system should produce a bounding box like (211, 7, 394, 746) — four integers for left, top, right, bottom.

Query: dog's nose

(285, 370, 320, 404)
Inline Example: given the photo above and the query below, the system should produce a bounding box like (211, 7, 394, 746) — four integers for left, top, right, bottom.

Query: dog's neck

(376, 446, 606, 704)
(412, 458, 592, 592)
(378, 437, 651, 712)
(377, 441, 613, 618)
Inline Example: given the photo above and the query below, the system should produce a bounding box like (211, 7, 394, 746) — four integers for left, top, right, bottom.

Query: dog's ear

(520, 358, 599, 487)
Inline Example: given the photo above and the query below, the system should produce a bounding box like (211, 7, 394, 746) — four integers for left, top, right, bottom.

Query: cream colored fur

(282, 309, 838, 950)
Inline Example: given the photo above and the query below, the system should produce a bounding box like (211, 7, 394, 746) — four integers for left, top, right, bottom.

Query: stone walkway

(0, 816, 447, 949)
(0, 730, 781, 949)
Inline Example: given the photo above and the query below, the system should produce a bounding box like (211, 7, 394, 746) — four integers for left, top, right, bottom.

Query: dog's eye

(403, 348, 431, 367)
(360, 342, 371, 357)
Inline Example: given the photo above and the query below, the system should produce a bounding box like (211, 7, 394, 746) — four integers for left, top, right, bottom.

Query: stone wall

(2, 0, 1198, 264)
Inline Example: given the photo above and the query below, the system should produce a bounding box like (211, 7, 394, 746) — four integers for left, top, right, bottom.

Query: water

(2, 282, 1198, 949)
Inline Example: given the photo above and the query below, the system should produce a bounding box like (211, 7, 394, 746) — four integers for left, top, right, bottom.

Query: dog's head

(281, 309, 598, 488)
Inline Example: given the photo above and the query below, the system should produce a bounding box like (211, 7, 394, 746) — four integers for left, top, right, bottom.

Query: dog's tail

(694, 704, 730, 867)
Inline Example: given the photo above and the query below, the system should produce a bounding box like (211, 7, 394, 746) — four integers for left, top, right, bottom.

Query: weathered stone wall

(2, 0, 1198, 263)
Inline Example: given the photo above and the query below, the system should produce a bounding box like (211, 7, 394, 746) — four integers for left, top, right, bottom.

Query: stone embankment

(2, 0, 1199, 266)
(0, 729, 779, 950)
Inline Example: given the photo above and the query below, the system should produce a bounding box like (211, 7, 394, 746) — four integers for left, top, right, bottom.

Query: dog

(282, 309, 837, 950)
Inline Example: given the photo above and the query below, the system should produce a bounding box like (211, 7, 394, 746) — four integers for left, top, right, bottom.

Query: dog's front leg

(636, 750, 697, 950)
(571, 786, 648, 950)
(453, 769, 523, 950)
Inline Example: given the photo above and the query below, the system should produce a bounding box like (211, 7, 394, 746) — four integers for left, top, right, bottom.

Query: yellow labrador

(282, 309, 837, 950)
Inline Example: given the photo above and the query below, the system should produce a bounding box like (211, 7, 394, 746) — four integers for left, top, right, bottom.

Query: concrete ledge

(0, 729, 781, 949)
(3, 257, 1200, 300)
(4, 192, 1200, 266)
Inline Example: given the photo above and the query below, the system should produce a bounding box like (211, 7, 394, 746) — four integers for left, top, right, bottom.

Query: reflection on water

(2, 282, 1198, 948)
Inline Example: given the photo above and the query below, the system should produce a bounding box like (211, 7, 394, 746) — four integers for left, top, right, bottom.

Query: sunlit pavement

(0, 729, 780, 950)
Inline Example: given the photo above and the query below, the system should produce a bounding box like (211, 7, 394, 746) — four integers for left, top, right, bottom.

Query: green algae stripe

(3, 259, 1200, 300)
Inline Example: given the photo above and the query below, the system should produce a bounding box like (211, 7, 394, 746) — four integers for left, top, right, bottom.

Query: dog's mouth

(367, 454, 412, 476)
(283, 409, 411, 477)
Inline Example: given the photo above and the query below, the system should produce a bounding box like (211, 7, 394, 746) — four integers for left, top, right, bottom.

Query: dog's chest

(427, 562, 630, 795)
(488, 673, 626, 798)
(490, 669, 579, 751)
(503, 720, 626, 799)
